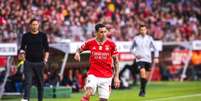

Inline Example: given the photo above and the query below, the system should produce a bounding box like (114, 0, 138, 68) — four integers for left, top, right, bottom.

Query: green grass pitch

(2, 81, 201, 101)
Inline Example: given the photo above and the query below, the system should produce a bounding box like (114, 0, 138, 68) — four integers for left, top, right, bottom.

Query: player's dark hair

(29, 18, 39, 24)
(139, 24, 147, 29)
(95, 24, 106, 32)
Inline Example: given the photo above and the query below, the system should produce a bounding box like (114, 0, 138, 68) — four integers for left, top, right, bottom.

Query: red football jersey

(80, 38, 118, 78)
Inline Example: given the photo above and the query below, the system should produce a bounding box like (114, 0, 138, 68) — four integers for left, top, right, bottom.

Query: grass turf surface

(2, 81, 201, 101)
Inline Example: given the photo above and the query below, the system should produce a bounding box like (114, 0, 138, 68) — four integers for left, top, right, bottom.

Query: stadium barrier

(31, 86, 72, 98)
(1, 40, 201, 99)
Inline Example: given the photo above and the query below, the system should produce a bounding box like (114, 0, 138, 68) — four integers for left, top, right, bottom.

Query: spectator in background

(0, 0, 200, 42)
(46, 63, 60, 87)
(191, 51, 201, 80)
(61, 68, 80, 92)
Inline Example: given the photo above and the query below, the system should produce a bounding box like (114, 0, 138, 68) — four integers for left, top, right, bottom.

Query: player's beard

(97, 36, 106, 42)
(31, 28, 39, 34)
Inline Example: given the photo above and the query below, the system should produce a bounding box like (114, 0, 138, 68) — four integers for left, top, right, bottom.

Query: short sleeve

(111, 42, 118, 56)
(80, 41, 90, 51)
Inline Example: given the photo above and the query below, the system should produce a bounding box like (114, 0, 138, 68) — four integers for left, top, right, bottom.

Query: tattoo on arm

(113, 55, 119, 78)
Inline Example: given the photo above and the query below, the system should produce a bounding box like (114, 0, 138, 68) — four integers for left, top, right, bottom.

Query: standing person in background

(130, 25, 159, 97)
(74, 24, 120, 101)
(19, 18, 49, 101)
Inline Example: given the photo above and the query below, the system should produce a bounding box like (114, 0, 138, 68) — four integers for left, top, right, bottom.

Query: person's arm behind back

(43, 33, 49, 63)
(150, 37, 159, 63)
(130, 38, 137, 53)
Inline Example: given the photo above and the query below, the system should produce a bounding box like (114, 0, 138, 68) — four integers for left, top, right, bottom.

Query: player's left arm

(112, 43, 120, 88)
(113, 55, 120, 88)
(150, 37, 159, 63)
(43, 33, 49, 64)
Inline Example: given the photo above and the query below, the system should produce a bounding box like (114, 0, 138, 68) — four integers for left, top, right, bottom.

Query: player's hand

(74, 52, 80, 62)
(114, 77, 120, 88)
(154, 57, 159, 64)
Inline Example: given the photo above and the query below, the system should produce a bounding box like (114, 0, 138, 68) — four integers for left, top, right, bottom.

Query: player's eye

(99, 31, 107, 33)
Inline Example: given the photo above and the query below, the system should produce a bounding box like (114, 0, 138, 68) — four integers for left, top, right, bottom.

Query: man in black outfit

(19, 18, 49, 101)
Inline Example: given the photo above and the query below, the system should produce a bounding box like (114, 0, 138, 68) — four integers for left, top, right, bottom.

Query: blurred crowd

(0, 0, 201, 42)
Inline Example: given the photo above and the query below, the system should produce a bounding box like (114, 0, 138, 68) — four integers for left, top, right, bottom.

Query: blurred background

(0, 0, 201, 100)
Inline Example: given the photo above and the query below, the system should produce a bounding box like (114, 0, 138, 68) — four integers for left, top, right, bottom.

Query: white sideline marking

(145, 93, 201, 101)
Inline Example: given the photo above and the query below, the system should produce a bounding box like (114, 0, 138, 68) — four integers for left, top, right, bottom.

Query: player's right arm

(74, 41, 90, 62)
(74, 48, 82, 62)
(150, 37, 159, 64)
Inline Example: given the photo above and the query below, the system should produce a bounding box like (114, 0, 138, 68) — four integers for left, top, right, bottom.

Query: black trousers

(23, 61, 44, 101)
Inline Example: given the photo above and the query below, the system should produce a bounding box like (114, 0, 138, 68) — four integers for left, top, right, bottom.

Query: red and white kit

(80, 38, 118, 99)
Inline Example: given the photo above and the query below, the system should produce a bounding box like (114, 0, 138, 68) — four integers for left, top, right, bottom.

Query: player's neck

(31, 30, 39, 35)
(96, 37, 106, 42)
(141, 34, 147, 37)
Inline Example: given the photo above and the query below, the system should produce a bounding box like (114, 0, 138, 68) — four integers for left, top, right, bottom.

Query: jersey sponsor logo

(92, 52, 110, 60)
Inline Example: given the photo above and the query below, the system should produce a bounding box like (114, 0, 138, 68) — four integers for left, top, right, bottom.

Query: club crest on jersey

(105, 45, 110, 51)
(99, 46, 102, 50)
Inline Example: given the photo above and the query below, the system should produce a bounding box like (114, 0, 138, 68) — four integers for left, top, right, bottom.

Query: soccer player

(74, 24, 120, 101)
(20, 18, 49, 101)
(130, 25, 159, 97)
